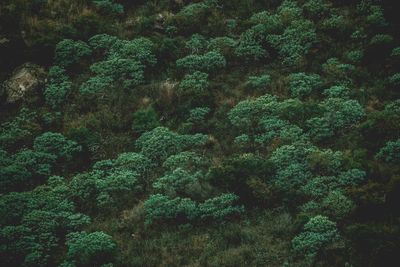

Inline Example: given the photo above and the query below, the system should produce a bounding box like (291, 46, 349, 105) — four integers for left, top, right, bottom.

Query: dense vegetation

(1, 0, 399, 266)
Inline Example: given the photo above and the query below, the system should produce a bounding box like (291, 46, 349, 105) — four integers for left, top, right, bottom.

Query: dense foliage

(1, 0, 400, 266)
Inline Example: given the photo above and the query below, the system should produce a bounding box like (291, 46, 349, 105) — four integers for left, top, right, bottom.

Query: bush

(388, 73, 400, 86)
(64, 231, 117, 266)
(44, 66, 72, 109)
(267, 20, 317, 67)
(90, 58, 145, 89)
(375, 139, 400, 163)
(131, 106, 160, 133)
(321, 190, 355, 219)
(33, 132, 82, 162)
(198, 193, 244, 221)
(92, 0, 124, 16)
(302, 0, 330, 19)
(88, 34, 118, 52)
(178, 71, 209, 96)
(188, 107, 211, 123)
(323, 85, 350, 99)
(234, 29, 267, 62)
(176, 51, 226, 73)
(54, 39, 91, 67)
(288, 72, 323, 98)
(135, 127, 208, 163)
(292, 215, 341, 262)
(247, 74, 271, 90)
(186, 34, 209, 54)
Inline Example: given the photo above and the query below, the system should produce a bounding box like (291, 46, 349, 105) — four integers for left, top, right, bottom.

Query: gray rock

(4, 63, 46, 103)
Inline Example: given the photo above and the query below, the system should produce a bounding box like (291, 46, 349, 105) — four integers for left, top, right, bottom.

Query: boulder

(4, 63, 46, 103)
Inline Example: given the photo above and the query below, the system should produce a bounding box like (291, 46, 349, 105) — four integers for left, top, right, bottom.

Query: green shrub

(288, 72, 323, 98)
(33, 132, 82, 162)
(186, 34, 209, 54)
(0, 108, 40, 150)
(292, 215, 341, 261)
(64, 231, 117, 266)
(247, 74, 271, 90)
(208, 37, 236, 56)
(323, 85, 350, 99)
(198, 193, 244, 221)
(321, 190, 355, 219)
(178, 71, 209, 95)
(234, 29, 267, 61)
(267, 20, 317, 67)
(302, 0, 330, 19)
(176, 51, 226, 73)
(163, 152, 208, 172)
(135, 127, 208, 163)
(144, 194, 198, 224)
(153, 168, 202, 198)
(108, 38, 157, 66)
(54, 39, 91, 67)
(131, 106, 160, 133)
(388, 73, 400, 86)
(90, 58, 145, 89)
(92, 0, 124, 16)
(391, 47, 400, 57)
(88, 34, 118, 52)
(44, 66, 72, 109)
(188, 107, 211, 123)
(375, 139, 400, 163)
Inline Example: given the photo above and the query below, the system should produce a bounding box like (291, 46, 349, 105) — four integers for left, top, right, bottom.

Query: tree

(178, 71, 209, 96)
(112, 152, 154, 177)
(228, 94, 278, 129)
(198, 193, 244, 221)
(267, 20, 317, 67)
(163, 152, 208, 172)
(234, 29, 267, 62)
(63, 231, 117, 267)
(135, 127, 208, 163)
(188, 107, 211, 124)
(186, 34, 208, 54)
(89, 58, 145, 89)
(307, 98, 365, 140)
(33, 132, 82, 162)
(0, 149, 56, 193)
(302, 0, 330, 19)
(88, 34, 118, 52)
(208, 37, 236, 56)
(44, 66, 74, 109)
(108, 38, 157, 66)
(79, 76, 114, 95)
(92, 0, 124, 16)
(71, 166, 142, 211)
(54, 39, 91, 67)
(388, 73, 400, 86)
(131, 106, 160, 133)
(0, 108, 40, 150)
(288, 72, 323, 98)
(375, 139, 400, 164)
(323, 85, 350, 99)
(391, 47, 400, 57)
(321, 190, 355, 219)
(153, 168, 202, 198)
(144, 194, 198, 225)
(322, 58, 355, 82)
(247, 74, 271, 90)
(273, 163, 312, 197)
(292, 215, 341, 262)
(176, 51, 226, 73)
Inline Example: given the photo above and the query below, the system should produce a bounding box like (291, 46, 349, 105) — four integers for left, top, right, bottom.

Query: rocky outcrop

(3, 63, 46, 103)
